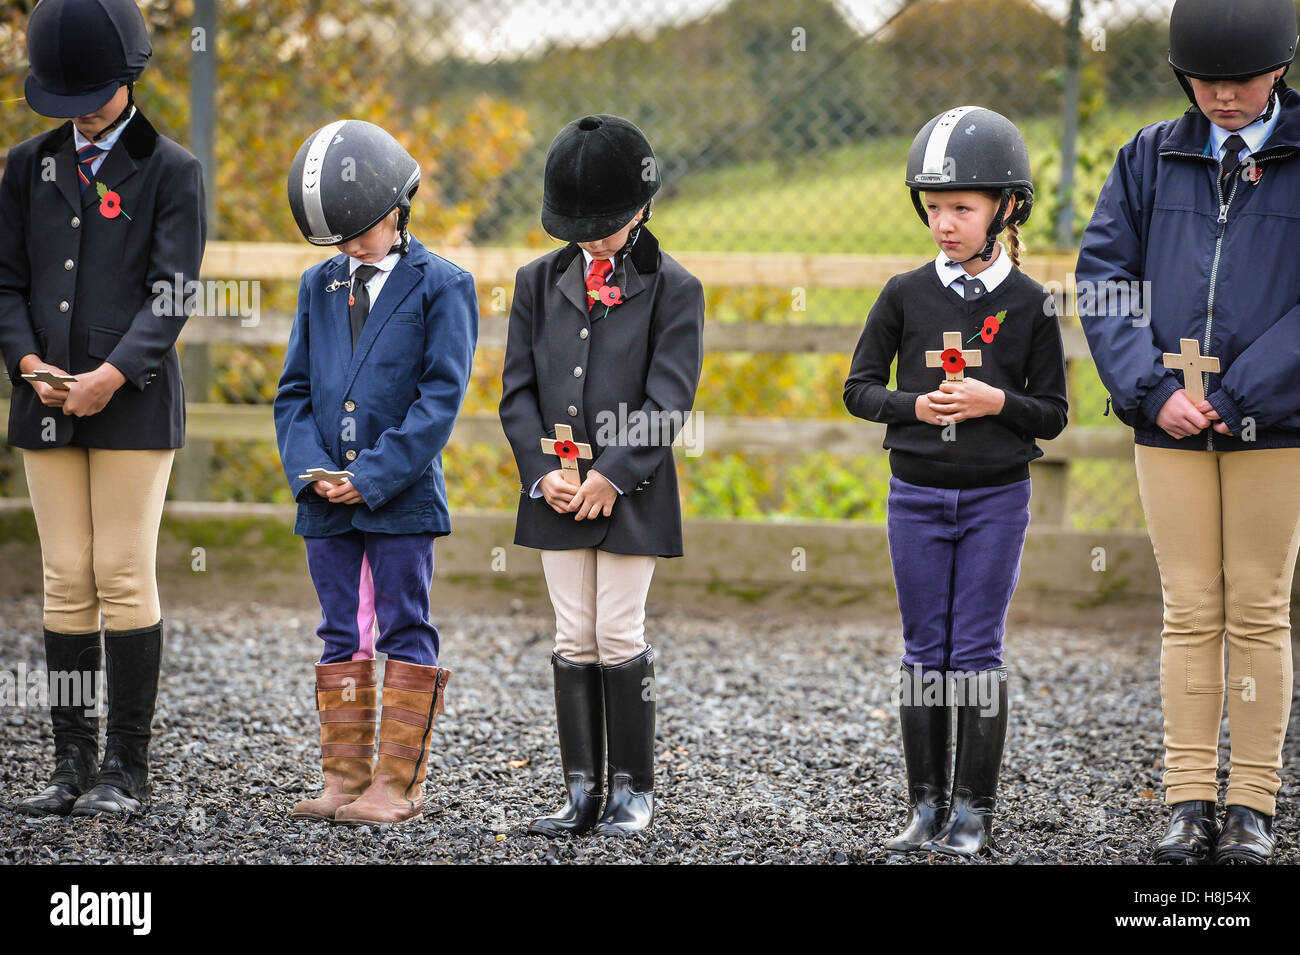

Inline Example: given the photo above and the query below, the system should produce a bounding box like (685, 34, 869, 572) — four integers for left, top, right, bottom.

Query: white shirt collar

(348, 250, 400, 277)
(73, 106, 136, 153)
(933, 241, 1012, 294)
(1209, 94, 1280, 160)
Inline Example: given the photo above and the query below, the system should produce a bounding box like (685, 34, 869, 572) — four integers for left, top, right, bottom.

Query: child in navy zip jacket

(1076, 0, 1300, 864)
(845, 107, 1067, 858)
(275, 120, 477, 826)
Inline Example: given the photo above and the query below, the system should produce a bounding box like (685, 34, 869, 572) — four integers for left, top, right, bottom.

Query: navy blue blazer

(273, 236, 478, 537)
(0, 112, 206, 449)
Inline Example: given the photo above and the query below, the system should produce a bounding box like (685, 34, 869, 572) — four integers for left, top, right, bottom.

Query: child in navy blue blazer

(275, 120, 478, 826)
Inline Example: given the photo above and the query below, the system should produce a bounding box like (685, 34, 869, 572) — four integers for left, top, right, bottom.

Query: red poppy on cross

(926, 331, 982, 382)
(540, 423, 593, 486)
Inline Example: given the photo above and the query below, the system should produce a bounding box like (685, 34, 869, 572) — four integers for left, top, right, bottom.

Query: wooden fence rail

(2, 243, 1121, 535)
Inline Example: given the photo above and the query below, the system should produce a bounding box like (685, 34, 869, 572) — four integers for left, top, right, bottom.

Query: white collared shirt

(1208, 94, 1280, 163)
(72, 106, 136, 179)
(933, 240, 1013, 300)
(348, 249, 400, 306)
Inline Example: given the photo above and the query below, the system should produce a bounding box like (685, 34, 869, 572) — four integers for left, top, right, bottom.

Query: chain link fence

(1, 1, 1206, 529)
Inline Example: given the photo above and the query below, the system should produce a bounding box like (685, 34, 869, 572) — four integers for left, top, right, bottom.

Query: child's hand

(322, 479, 365, 505)
(1196, 399, 1233, 435)
(926, 378, 1005, 424)
(915, 392, 944, 425)
(21, 357, 73, 409)
(539, 470, 578, 514)
(61, 362, 126, 417)
(568, 469, 617, 521)
(1156, 390, 1211, 439)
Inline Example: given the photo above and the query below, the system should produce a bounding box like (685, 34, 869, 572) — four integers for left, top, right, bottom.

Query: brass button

(567, 405, 578, 417)
(70, 217, 81, 229)
(64, 259, 74, 271)
(579, 328, 589, 340)
(344, 450, 357, 461)
(59, 301, 69, 312)
(344, 400, 356, 412)
(573, 366, 582, 377)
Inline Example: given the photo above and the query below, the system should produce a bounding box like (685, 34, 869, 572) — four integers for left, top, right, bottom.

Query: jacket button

(567, 405, 578, 417)
(579, 328, 589, 339)
(344, 450, 357, 461)
(573, 366, 582, 377)
(70, 217, 81, 229)
(344, 400, 356, 412)
(59, 301, 69, 312)
(64, 259, 74, 271)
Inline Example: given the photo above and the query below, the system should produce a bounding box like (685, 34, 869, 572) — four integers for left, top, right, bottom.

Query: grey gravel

(0, 593, 1294, 864)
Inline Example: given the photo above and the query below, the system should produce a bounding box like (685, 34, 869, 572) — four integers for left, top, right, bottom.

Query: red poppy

(980, 315, 1001, 343)
(99, 190, 122, 219)
(940, 347, 965, 374)
(555, 440, 579, 460)
(95, 181, 130, 220)
(598, 285, 623, 307)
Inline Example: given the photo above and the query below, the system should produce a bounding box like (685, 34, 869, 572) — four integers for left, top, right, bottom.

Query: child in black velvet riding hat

(1, 0, 206, 819)
(499, 115, 705, 836)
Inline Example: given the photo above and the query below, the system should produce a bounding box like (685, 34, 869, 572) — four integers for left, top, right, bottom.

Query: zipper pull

(1218, 204, 1229, 224)
(1104, 396, 1112, 417)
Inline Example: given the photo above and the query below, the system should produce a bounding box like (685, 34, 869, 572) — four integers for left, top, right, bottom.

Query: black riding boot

(593, 646, 655, 835)
(885, 664, 951, 852)
(528, 653, 606, 837)
(72, 621, 162, 816)
(15, 629, 101, 816)
(923, 668, 1008, 857)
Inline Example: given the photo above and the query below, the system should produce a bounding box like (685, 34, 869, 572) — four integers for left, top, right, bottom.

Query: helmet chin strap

(92, 83, 135, 142)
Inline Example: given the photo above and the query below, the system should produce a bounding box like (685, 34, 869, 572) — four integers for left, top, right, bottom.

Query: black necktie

(1221, 134, 1247, 191)
(349, 265, 380, 350)
(959, 276, 984, 302)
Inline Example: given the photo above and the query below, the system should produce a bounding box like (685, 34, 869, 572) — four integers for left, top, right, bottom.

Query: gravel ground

(0, 592, 1295, 865)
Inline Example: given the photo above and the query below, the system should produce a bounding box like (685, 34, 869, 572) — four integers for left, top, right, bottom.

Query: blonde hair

(1005, 219, 1023, 268)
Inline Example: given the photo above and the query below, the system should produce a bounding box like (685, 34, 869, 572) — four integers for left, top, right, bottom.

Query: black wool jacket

(0, 111, 207, 450)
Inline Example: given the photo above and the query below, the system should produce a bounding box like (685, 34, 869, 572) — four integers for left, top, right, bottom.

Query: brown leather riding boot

(292, 659, 378, 821)
(334, 660, 449, 826)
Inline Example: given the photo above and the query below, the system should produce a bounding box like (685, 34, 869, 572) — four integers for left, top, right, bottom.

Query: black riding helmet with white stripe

(287, 120, 421, 254)
(904, 106, 1033, 263)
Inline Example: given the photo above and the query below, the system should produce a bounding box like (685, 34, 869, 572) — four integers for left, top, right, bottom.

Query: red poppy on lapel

(95, 181, 131, 221)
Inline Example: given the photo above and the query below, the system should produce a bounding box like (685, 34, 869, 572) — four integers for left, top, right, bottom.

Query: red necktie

(585, 258, 612, 311)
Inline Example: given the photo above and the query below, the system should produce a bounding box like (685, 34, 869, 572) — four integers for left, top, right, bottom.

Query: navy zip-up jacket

(1077, 86, 1300, 451)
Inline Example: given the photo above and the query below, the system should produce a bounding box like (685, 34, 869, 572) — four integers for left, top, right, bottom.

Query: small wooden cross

(1162, 338, 1220, 406)
(540, 423, 592, 487)
(925, 331, 983, 382)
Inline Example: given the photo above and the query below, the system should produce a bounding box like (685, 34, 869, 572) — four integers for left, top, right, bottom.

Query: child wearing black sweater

(844, 107, 1068, 857)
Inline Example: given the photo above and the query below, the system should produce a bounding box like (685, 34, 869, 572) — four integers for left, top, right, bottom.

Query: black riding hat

(24, 0, 152, 118)
(904, 106, 1033, 262)
(1169, 0, 1297, 85)
(287, 120, 421, 251)
(541, 114, 660, 242)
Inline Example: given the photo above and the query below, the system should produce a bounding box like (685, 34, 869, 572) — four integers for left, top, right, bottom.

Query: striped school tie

(76, 143, 104, 197)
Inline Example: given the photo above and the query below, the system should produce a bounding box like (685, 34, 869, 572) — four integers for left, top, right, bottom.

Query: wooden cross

(925, 331, 982, 382)
(1162, 338, 1220, 406)
(540, 423, 592, 486)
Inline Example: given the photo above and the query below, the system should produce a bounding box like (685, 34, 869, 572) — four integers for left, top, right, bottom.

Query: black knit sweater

(843, 264, 1069, 489)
